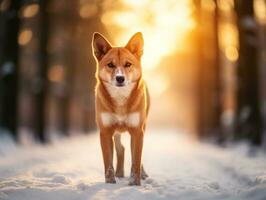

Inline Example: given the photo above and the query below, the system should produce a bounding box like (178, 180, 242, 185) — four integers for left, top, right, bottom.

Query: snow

(0, 128, 266, 200)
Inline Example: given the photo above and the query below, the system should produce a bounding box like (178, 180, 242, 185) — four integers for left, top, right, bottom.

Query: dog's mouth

(116, 83, 125, 87)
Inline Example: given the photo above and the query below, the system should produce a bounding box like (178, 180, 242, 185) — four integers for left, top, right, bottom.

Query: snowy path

(0, 129, 266, 200)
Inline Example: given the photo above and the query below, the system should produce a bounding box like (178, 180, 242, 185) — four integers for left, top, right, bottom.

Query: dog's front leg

(100, 129, 116, 183)
(129, 128, 144, 186)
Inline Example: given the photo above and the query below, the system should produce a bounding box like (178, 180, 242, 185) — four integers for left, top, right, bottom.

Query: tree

(194, 0, 222, 140)
(34, 0, 49, 143)
(0, 0, 21, 140)
(234, 0, 263, 144)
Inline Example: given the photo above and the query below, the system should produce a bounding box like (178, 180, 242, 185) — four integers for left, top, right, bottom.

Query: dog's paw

(128, 177, 141, 186)
(105, 167, 116, 184)
(141, 166, 149, 180)
(106, 177, 116, 184)
(129, 172, 141, 186)
(141, 172, 148, 180)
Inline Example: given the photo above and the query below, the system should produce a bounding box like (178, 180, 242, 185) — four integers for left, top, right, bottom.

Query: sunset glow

(101, 0, 195, 70)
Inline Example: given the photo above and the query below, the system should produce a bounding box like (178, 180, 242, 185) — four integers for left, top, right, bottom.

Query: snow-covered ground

(0, 128, 266, 200)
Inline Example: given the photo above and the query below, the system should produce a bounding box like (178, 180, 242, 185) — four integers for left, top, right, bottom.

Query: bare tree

(234, 0, 263, 144)
(0, 0, 21, 140)
(194, 0, 222, 140)
(34, 0, 49, 143)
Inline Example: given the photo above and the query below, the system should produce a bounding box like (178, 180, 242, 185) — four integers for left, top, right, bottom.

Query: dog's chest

(101, 112, 140, 127)
(101, 83, 140, 127)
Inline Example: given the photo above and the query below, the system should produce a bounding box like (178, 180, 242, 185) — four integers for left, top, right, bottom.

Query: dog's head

(92, 32, 144, 87)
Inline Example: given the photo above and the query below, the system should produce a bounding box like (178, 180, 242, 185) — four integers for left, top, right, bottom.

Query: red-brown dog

(92, 32, 150, 185)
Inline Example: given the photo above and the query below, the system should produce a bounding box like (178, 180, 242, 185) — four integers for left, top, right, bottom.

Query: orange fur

(92, 32, 150, 185)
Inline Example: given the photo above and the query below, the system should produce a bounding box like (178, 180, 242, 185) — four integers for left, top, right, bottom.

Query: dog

(92, 32, 150, 186)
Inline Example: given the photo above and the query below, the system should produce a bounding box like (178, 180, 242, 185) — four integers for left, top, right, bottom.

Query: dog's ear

(92, 32, 112, 61)
(125, 32, 144, 58)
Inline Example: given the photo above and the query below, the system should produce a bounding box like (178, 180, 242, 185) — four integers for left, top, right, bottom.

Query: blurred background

(0, 0, 265, 146)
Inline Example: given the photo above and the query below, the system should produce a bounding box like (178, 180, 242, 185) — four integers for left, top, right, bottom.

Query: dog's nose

(116, 76, 125, 84)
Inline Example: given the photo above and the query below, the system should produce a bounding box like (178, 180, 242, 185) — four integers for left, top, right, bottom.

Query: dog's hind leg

(114, 133, 125, 178)
(141, 165, 148, 179)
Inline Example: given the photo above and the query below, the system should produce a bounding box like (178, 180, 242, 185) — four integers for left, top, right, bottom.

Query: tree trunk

(194, 0, 222, 139)
(234, 0, 263, 145)
(0, 0, 21, 140)
(35, 0, 49, 143)
(213, 0, 223, 142)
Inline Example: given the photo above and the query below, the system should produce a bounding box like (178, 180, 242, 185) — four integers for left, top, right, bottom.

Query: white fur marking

(126, 112, 140, 127)
(101, 112, 113, 126)
(104, 83, 135, 106)
(100, 112, 140, 127)
(116, 68, 123, 76)
(116, 114, 126, 124)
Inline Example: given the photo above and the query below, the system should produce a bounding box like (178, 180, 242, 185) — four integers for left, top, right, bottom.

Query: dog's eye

(124, 62, 132, 68)
(107, 62, 115, 68)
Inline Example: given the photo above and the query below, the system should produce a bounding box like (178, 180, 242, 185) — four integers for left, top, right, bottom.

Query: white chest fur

(101, 112, 140, 127)
(104, 83, 136, 106)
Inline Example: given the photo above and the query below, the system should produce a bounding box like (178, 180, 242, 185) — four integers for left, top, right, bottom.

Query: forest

(0, 0, 266, 199)
(1, 0, 265, 145)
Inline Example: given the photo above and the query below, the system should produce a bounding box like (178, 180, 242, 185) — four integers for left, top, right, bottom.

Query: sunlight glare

(217, 0, 234, 12)
(18, 29, 33, 46)
(146, 74, 169, 97)
(219, 23, 238, 61)
(101, 0, 195, 71)
(225, 46, 238, 62)
(21, 4, 39, 18)
(254, 0, 266, 24)
(201, 0, 216, 12)
(48, 65, 65, 83)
